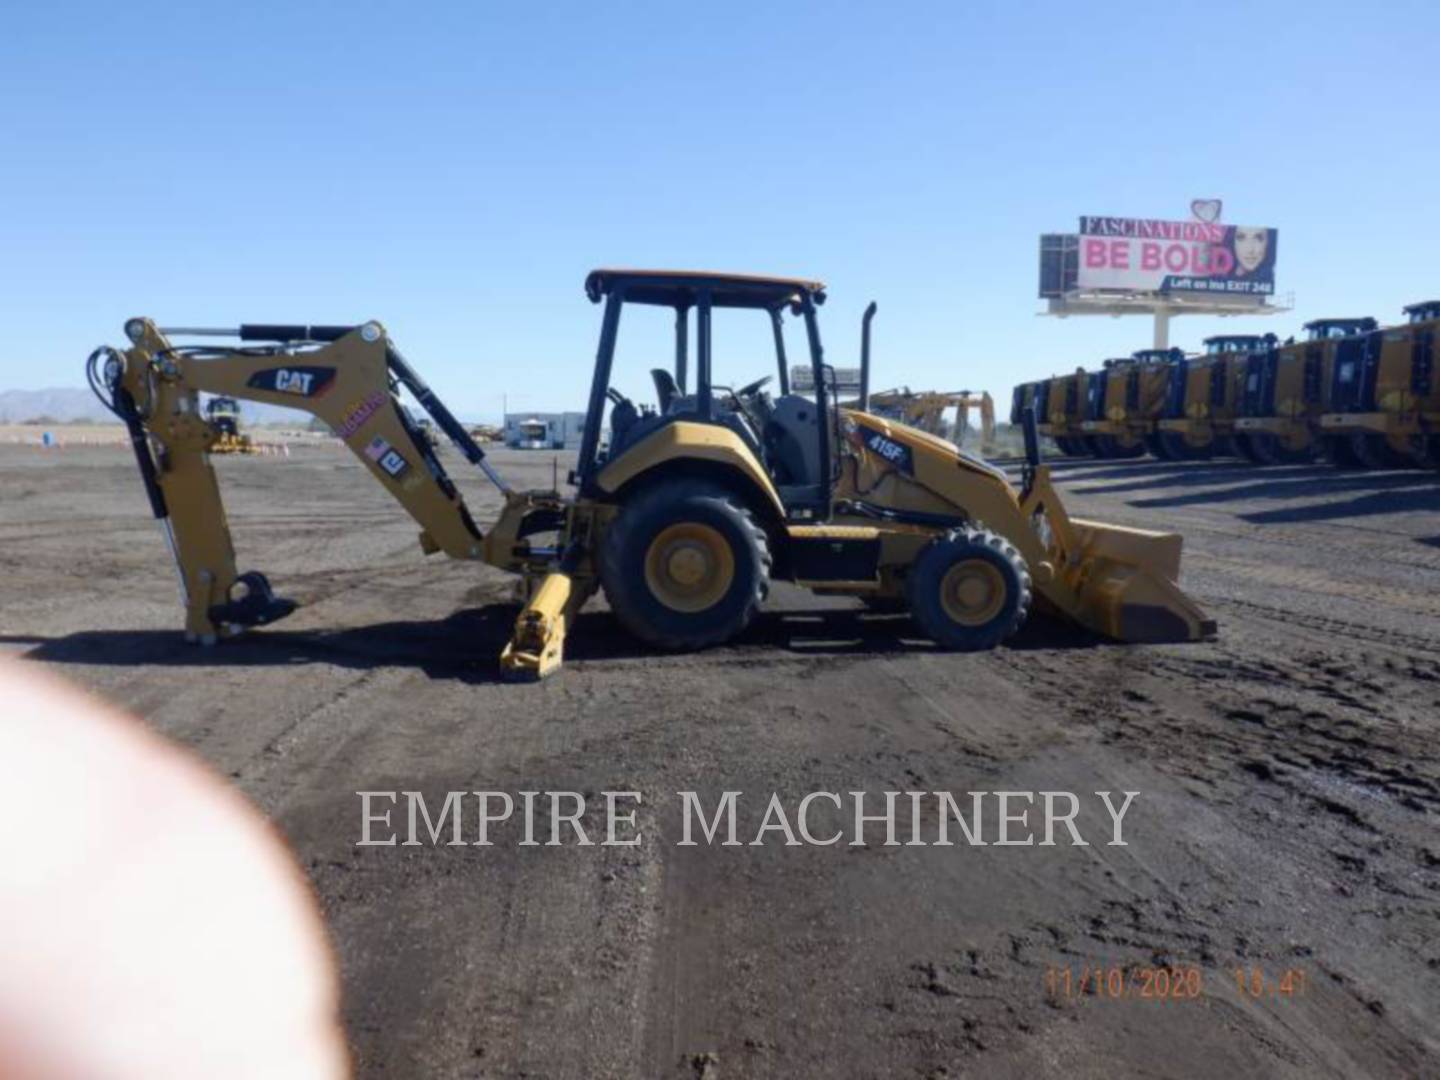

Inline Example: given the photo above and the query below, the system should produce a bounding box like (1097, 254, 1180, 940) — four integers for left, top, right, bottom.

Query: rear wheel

(600, 480, 770, 650)
(1233, 434, 1265, 463)
(1404, 434, 1440, 469)
(861, 595, 908, 613)
(906, 527, 1031, 651)
(1321, 435, 1367, 469)
(1247, 432, 1315, 465)
(1092, 435, 1146, 459)
(1347, 433, 1409, 469)
(1149, 431, 1211, 460)
(1145, 433, 1177, 461)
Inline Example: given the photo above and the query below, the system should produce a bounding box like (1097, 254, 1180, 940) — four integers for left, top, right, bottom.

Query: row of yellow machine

(1012, 299, 1440, 470)
(85, 270, 1213, 680)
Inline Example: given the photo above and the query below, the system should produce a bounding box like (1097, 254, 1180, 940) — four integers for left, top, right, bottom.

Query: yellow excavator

(86, 270, 1213, 679)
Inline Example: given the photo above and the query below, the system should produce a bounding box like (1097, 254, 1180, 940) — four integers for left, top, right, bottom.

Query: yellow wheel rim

(939, 559, 1007, 627)
(644, 523, 735, 613)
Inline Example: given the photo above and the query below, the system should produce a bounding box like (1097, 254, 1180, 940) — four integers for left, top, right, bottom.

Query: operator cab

(205, 395, 241, 435)
(1203, 335, 1273, 356)
(1303, 318, 1377, 342)
(1404, 301, 1440, 325)
(1130, 348, 1184, 365)
(578, 270, 837, 515)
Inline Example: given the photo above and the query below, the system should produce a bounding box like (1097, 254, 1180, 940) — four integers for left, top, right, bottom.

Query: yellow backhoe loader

(1038, 369, 1092, 456)
(1234, 317, 1376, 465)
(1151, 336, 1275, 461)
(202, 395, 254, 454)
(86, 270, 1213, 680)
(1318, 301, 1440, 469)
(1079, 350, 1174, 459)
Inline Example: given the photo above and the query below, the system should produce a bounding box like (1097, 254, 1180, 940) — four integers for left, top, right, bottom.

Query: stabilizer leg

(500, 568, 594, 681)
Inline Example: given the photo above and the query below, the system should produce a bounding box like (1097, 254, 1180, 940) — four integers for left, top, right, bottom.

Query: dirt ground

(3, 437, 1438, 1078)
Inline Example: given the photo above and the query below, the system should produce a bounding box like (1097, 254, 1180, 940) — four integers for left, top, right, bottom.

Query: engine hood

(841, 409, 1009, 484)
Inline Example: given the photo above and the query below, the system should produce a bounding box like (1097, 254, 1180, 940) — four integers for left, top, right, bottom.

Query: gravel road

(3, 440, 1437, 1078)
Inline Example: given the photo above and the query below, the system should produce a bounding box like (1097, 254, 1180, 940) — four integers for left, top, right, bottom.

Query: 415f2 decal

(854, 424, 914, 475)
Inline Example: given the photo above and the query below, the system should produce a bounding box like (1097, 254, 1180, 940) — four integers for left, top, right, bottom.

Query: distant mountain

(0, 387, 110, 423)
(0, 386, 310, 426)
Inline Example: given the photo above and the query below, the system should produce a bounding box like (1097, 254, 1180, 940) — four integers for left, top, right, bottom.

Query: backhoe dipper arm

(101, 318, 499, 643)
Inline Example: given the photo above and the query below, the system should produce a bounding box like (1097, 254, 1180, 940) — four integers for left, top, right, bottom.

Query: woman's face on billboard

(1234, 227, 1268, 273)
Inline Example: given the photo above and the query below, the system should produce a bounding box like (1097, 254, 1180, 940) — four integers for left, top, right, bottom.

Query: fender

(596, 421, 785, 518)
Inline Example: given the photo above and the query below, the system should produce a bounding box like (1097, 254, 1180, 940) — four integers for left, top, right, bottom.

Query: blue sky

(3, 1, 1436, 419)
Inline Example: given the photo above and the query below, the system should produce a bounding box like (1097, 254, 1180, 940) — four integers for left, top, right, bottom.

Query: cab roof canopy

(1403, 300, 1440, 316)
(1303, 317, 1377, 332)
(584, 269, 826, 310)
(1204, 334, 1271, 345)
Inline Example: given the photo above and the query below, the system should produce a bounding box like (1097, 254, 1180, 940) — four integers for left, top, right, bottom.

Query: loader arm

(836, 409, 1214, 644)
(91, 318, 556, 647)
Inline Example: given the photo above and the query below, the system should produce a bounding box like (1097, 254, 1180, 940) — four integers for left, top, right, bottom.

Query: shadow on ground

(1120, 469, 1438, 512)
(3, 602, 1105, 683)
(1068, 463, 1328, 498)
(1237, 482, 1440, 524)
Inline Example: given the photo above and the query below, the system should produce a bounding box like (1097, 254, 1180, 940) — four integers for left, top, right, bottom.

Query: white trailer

(504, 411, 586, 450)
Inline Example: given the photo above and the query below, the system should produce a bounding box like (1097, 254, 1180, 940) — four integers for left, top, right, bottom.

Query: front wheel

(906, 527, 1032, 651)
(600, 480, 771, 650)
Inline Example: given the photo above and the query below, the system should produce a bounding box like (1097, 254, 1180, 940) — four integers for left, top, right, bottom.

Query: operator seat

(609, 397, 639, 449)
(614, 371, 767, 464)
(763, 395, 822, 486)
(651, 368, 680, 413)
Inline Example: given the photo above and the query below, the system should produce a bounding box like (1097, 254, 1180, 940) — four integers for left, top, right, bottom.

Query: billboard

(1074, 216, 1277, 296)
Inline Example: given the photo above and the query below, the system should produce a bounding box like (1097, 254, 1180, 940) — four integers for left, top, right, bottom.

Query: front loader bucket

(1059, 518, 1215, 643)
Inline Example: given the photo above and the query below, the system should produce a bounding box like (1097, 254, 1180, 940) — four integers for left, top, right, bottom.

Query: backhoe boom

(91, 318, 555, 648)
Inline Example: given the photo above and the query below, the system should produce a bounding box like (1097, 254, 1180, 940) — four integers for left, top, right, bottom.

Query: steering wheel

(720, 375, 773, 435)
(734, 375, 773, 400)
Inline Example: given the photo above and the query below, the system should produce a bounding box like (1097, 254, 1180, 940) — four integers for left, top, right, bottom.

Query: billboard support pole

(1152, 309, 1172, 350)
